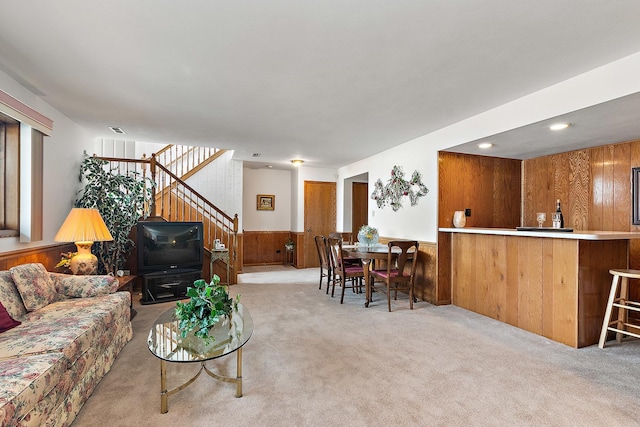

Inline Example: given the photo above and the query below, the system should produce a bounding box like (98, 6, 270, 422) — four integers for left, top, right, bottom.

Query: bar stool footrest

(606, 327, 640, 340)
(612, 302, 640, 312)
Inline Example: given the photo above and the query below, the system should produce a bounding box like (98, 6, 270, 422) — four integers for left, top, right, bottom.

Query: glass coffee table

(147, 303, 253, 413)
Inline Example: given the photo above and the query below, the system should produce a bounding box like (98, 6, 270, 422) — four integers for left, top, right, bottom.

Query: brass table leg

(236, 347, 243, 397)
(160, 348, 245, 413)
(160, 360, 168, 414)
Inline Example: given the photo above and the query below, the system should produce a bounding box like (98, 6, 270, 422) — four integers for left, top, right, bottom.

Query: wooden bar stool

(598, 269, 640, 348)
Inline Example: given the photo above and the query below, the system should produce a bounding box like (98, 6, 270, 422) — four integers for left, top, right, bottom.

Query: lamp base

(70, 242, 98, 275)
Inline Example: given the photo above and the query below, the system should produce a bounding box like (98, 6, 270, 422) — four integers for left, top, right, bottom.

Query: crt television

(137, 221, 204, 273)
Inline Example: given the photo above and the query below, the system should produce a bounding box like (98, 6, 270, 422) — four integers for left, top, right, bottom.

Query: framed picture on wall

(257, 194, 275, 210)
(633, 168, 640, 225)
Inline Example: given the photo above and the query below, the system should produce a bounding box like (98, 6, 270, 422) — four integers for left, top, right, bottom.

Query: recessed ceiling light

(291, 159, 304, 167)
(549, 123, 570, 131)
(478, 142, 493, 149)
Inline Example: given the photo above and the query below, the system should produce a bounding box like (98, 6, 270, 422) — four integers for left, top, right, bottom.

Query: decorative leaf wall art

(370, 165, 429, 212)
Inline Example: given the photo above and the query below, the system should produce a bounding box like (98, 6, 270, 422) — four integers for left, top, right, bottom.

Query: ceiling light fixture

(291, 159, 304, 167)
(478, 142, 493, 149)
(549, 123, 570, 131)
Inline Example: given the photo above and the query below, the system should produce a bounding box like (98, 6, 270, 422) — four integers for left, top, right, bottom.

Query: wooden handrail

(152, 160, 235, 224)
(94, 153, 239, 283)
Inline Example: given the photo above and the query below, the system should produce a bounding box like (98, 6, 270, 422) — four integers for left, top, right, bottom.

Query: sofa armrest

(49, 272, 119, 298)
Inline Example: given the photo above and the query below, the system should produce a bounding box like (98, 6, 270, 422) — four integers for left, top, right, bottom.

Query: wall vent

(108, 126, 126, 134)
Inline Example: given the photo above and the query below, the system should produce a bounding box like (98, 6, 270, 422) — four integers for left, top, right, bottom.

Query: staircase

(96, 146, 238, 283)
(152, 144, 226, 183)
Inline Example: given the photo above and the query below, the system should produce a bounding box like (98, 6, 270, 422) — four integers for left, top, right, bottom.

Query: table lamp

(54, 208, 113, 275)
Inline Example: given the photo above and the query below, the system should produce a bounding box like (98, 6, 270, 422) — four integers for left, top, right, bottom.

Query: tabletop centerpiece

(175, 274, 240, 344)
(357, 224, 379, 246)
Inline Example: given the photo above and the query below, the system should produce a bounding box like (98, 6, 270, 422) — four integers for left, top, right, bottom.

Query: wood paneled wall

(243, 231, 296, 266)
(410, 242, 437, 303)
(437, 152, 522, 305)
(523, 139, 640, 233)
(438, 152, 521, 229)
(523, 139, 640, 303)
(0, 243, 76, 271)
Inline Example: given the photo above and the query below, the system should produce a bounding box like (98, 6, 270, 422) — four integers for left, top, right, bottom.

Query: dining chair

(369, 240, 419, 312)
(314, 235, 333, 292)
(327, 237, 365, 303)
(328, 232, 362, 267)
(339, 232, 354, 244)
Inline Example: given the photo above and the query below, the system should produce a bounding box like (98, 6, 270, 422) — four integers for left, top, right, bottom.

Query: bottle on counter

(553, 199, 564, 229)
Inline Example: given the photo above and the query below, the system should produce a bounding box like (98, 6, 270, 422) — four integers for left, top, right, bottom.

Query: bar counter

(439, 227, 640, 348)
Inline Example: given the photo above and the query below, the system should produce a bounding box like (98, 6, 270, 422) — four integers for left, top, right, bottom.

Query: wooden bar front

(446, 230, 630, 348)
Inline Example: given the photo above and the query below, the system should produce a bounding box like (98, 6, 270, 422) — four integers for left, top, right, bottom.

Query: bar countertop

(439, 227, 640, 240)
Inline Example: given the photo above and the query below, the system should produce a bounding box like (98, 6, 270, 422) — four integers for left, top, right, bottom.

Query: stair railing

(153, 144, 225, 181)
(94, 154, 238, 283)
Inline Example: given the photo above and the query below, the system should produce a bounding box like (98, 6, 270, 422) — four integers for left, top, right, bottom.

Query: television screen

(137, 221, 204, 273)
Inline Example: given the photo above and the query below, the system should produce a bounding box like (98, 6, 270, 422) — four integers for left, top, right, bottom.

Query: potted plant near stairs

(74, 153, 156, 274)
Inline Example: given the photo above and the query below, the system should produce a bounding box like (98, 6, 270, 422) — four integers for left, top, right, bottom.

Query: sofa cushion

(0, 301, 20, 333)
(0, 271, 27, 320)
(10, 263, 57, 312)
(50, 273, 119, 298)
(0, 293, 129, 360)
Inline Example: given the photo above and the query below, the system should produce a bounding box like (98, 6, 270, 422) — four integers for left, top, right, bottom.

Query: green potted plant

(175, 274, 240, 343)
(74, 152, 156, 274)
(285, 238, 295, 251)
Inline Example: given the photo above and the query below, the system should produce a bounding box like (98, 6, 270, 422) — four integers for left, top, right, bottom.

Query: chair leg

(387, 282, 392, 312)
(409, 283, 414, 310)
(340, 278, 347, 304)
(599, 274, 620, 348)
(616, 277, 630, 343)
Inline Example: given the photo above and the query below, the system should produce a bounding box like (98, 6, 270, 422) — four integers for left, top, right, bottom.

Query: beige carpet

(72, 266, 640, 426)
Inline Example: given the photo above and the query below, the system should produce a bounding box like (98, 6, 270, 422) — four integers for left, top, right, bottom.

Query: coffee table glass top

(147, 303, 253, 362)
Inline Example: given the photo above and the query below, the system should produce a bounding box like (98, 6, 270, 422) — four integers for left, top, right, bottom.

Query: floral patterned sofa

(0, 263, 132, 427)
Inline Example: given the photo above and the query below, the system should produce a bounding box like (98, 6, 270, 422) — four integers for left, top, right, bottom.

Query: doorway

(351, 182, 368, 235)
(304, 181, 336, 268)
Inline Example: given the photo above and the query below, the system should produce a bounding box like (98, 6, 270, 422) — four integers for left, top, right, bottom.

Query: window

(0, 90, 51, 241)
(0, 116, 19, 237)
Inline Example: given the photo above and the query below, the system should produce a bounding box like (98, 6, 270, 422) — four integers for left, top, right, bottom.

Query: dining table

(341, 243, 408, 307)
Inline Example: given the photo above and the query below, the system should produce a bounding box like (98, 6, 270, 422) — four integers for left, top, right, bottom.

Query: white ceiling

(1, 1, 640, 168)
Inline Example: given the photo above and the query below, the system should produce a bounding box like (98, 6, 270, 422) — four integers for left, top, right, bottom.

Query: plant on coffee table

(175, 275, 240, 343)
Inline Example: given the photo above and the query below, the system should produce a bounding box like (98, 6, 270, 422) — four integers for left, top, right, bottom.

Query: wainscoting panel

(0, 243, 75, 271)
(243, 231, 294, 266)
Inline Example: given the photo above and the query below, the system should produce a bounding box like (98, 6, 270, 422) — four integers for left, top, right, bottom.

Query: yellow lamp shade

(54, 208, 113, 275)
